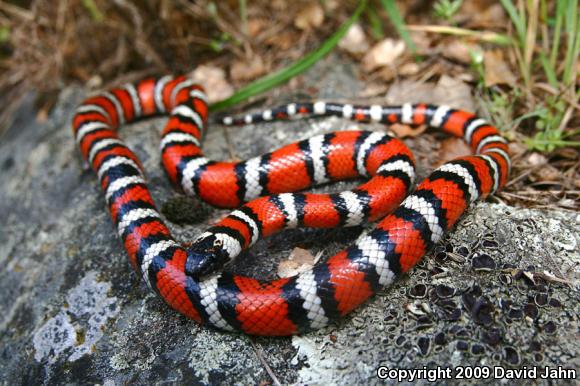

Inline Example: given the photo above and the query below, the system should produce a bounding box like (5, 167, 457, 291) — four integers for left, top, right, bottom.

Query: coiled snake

(72, 75, 510, 335)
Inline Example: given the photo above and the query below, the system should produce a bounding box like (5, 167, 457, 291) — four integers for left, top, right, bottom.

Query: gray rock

(0, 56, 578, 385)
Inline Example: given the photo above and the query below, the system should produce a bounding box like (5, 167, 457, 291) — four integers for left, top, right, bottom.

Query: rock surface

(0, 56, 578, 385)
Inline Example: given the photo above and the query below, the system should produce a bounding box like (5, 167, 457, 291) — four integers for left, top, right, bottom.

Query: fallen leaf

(536, 271, 571, 285)
(362, 39, 405, 72)
(247, 18, 267, 38)
(338, 23, 369, 56)
(36, 108, 49, 123)
(385, 80, 437, 105)
(277, 247, 315, 278)
(230, 56, 267, 82)
(409, 31, 432, 55)
(442, 41, 483, 64)
(438, 137, 472, 166)
(484, 49, 516, 87)
(359, 83, 389, 98)
(533, 165, 561, 182)
(432, 75, 476, 112)
(508, 142, 527, 159)
(461, 3, 508, 29)
(264, 31, 294, 50)
(294, 3, 324, 30)
(399, 62, 421, 76)
(191, 65, 234, 103)
(385, 76, 475, 111)
(389, 123, 427, 138)
(527, 152, 547, 166)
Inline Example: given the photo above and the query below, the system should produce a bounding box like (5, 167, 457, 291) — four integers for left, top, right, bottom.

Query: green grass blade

(539, 51, 558, 87)
(562, 0, 579, 85)
(550, 0, 566, 67)
(367, 6, 385, 39)
(379, 0, 418, 55)
(210, 1, 367, 112)
(81, 0, 104, 22)
(499, 0, 526, 44)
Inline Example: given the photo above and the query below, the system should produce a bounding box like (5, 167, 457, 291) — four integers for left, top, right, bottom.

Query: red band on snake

(72, 75, 510, 335)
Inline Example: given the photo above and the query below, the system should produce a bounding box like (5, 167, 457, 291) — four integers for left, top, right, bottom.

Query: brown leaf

(230, 56, 267, 82)
(438, 137, 472, 166)
(442, 41, 483, 64)
(484, 49, 516, 87)
(385, 80, 437, 105)
(385, 76, 475, 111)
(362, 39, 405, 72)
(533, 165, 562, 182)
(294, 3, 324, 30)
(527, 152, 547, 166)
(432, 75, 476, 112)
(264, 31, 294, 50)
(191, 65, 233, 103)
(389, 123, 427, 139)
(535, 271, 571, 285)
(338, 23, 369, 56)
(277, 247, 316, 278)
(247, 18, 267, 38)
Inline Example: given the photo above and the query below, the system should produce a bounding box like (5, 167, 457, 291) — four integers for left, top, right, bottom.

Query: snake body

(73, 75, 510, 335)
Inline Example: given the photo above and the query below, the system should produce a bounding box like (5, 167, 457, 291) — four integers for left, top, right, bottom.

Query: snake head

(185, 234, 229, 278)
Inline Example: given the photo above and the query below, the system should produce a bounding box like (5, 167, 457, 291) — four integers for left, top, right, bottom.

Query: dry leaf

(438, 137, 472, 166)
(247, 18, 267, 38)
(230, 56, 267, 82)
(362, 39, 405, 72)
(359, 83, 389, 98)
(399, 62, 420, 76)
(191, 65, 233, 103)
(338, 23, 369, 56)
(409, 31, 432, 55)
(508, 142, 527, 159)
(462, 3, 507, 29)
(527, 152, 547, 166)
(432, 75, 476, 112)
(385, 80, 437, 104)
(536, 271, 571, 285)
(484, 49, 516, 87)
(36, 108, 49, 123)
(389, 123, 427, 139)
(265, 31, 294, 50)
(277, 247, 315, 278)
(534, 165, 561, 182)
(294, 3, 324, 30)
(442, 41, 483, 64)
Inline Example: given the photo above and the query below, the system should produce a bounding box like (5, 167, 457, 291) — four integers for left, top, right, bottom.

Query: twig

(405, 24, 513, 45)
(113, 0, 167, 70)
(510, 189, 580, 196)
(0, 1, 34, 21)
(505, 163, 545, 187)
(533, 83, 580, 110)
(249, 338, 282, 386)
(498, 191, 545, 203)
(557, 105, 575, 133)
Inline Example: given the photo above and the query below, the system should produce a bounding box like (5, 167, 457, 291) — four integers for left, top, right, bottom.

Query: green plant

(0, 26, 9, 43)
(525, 96, 579, 152)
(210, 0, 368, 111)
(366, 7, 384, 39)
(433, 0, 464, 22)
(379, 0, 418, 55)
(499, 0, 579, 152)
(81, 0, 104, 22)
(469, 48, 485, 88)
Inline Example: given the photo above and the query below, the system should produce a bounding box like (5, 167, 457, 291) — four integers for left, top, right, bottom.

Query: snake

(72, 75, 510, 335)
